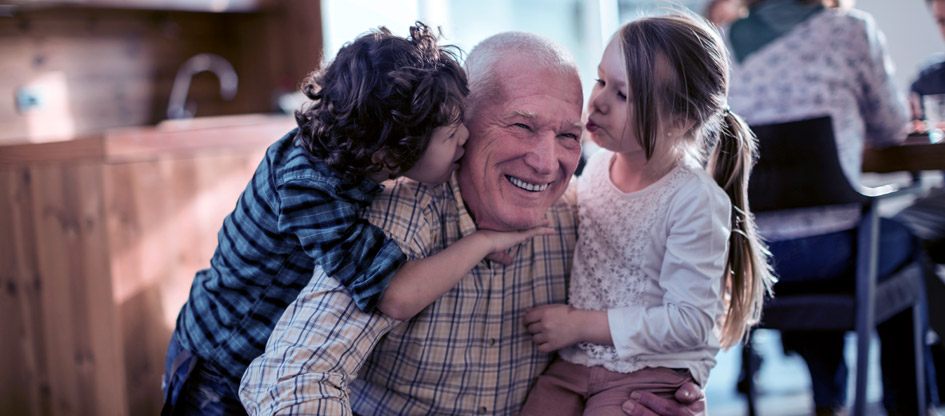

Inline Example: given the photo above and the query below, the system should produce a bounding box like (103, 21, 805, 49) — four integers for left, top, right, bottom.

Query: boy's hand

(479, 224, 554, 265)
(523, 304, 585, 352)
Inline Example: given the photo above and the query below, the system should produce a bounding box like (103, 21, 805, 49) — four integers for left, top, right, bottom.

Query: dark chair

(742, 116, 927, 416)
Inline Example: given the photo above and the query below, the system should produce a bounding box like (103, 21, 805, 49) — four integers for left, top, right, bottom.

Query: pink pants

(520, 356, 695, 416)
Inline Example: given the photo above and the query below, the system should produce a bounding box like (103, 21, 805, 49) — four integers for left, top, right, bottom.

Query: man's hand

(621, 382, 706, 416)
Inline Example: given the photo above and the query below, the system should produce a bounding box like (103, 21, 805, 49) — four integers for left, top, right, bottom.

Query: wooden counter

(0, 114, 295, 415)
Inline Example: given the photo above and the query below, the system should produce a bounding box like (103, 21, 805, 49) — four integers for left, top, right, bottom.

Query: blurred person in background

(726, 0, 931, 414)
(895, 0, 945, 404)
(703, 0, 744, 28)
(908, 0, 945, 125)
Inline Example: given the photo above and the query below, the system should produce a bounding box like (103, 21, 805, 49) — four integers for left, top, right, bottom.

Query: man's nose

(523, 132, 558, 175)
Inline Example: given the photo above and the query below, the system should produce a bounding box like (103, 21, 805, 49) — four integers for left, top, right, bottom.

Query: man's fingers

(675, 382, 703, 404)
(621, 398, 659, 416)
(627, 391, 686, 416)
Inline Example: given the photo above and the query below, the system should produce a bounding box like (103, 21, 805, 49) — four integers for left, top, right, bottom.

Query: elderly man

(239, 31, 704, 416)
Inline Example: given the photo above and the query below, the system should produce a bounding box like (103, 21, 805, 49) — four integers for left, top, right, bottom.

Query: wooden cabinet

(0, 115, 295, 415)
(0, 1, 322, 145)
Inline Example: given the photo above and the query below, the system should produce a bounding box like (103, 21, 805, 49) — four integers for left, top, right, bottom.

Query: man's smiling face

(458, 57, 583, 231)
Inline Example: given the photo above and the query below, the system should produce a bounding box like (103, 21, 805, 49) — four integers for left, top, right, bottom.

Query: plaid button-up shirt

(240, 173, 579, 415)
(175, 129, 406, 393)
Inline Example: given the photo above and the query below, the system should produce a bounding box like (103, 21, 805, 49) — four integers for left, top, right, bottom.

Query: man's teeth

(506, 176, 550, 192)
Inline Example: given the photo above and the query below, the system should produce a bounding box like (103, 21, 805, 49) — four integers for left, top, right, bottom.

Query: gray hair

(464, 31, 579, 120)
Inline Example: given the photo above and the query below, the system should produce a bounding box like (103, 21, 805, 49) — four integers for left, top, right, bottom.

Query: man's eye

(560, 133, 579, 140)
(513, 123, 532, 131)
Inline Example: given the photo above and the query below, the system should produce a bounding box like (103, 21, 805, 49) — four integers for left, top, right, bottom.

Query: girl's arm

(609, 185, 729, 358)
(378, 226, 553, 320)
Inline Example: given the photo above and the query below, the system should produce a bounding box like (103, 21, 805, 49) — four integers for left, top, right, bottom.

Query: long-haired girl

(521, 13, 775, 415)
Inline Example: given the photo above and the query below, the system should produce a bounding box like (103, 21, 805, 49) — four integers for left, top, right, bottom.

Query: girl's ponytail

(709, 109, 776, 348)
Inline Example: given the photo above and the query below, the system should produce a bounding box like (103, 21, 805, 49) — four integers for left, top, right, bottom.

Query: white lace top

(727, 8, 909, 240)
(558, 150, 731, 385)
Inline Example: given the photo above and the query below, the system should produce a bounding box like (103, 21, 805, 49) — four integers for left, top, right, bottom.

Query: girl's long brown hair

(618, 13, 775, 348)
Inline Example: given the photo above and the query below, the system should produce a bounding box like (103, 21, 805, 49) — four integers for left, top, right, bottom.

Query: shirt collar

(450, 172, 479, 238)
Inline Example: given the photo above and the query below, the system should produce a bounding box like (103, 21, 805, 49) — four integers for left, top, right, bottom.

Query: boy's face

(402, 122, 469, 185)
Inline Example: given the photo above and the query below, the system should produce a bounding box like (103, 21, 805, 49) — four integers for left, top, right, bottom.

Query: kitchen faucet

(166, 53, 238, 120)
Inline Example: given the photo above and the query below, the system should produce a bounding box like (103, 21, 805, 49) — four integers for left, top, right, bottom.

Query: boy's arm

(378, 227, 552, 320)
(280, 178, 406, 312)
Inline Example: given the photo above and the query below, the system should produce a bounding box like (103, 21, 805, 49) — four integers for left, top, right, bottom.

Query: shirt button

(478, 406, 488, 414)
(488, 338, 497, 346)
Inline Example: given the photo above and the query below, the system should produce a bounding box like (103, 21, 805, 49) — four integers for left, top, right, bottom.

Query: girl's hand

(523, 304, 586, 352)
(479, 224, 554, 265)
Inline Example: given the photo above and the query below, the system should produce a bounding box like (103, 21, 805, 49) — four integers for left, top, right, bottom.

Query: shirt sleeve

(608, 182, 730, 359)
(278, 177, 407, 312)
(238, 268, 399, 416)
(858, 13, 911, 147)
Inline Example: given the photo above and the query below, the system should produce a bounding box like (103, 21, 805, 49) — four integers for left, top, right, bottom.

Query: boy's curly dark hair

(295, 22, 468, 179)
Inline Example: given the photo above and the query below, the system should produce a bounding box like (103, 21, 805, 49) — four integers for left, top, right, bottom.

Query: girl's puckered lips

(585, 120, 599, 133)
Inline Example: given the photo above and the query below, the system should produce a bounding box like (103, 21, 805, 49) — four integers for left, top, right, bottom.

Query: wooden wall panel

(0, 1, 320, 413)
(1, 146, 266, 415)
(0, 166, 47, 416)
(103, 150, 264, 413)
(28, 163, 127, 416)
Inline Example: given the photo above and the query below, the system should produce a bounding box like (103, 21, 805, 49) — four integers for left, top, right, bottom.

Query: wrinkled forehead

(499, 65, 582, 116)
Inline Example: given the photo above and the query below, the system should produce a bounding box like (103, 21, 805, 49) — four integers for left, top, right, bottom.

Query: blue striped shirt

(174, 129, 406, 392)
